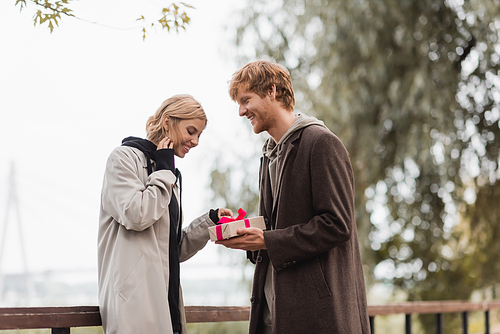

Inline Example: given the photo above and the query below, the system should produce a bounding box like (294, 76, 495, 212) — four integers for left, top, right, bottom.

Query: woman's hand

(218, 208, 234, 219)
(157, 137, 174, 150)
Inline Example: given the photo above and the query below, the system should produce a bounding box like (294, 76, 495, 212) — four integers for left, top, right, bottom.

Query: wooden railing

(0, 301, 499, 333)
(368, 301, 500, 334)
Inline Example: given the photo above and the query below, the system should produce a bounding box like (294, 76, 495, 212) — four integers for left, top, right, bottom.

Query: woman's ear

(163, 116, 169, 132)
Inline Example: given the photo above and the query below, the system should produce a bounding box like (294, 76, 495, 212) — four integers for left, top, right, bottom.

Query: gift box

(209, 208, 266, 242)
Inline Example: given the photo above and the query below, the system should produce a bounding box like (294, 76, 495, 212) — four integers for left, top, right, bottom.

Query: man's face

(236, 90, 277, 134)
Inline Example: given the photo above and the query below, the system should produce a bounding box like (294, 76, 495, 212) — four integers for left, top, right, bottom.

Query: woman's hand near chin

(157, 137, 174, 150)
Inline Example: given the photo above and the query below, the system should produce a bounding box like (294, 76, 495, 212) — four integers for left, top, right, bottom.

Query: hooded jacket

(263, 113, 327, 199)
(98, 138, 216, 334)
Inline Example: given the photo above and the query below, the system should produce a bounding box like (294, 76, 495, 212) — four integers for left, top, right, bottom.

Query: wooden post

(405, 314, 411, 334)
(436, 313, 443, 334)
(52, 328, 70, 334)
(485, 310, 490, 334)
(461, 312, 468, 334)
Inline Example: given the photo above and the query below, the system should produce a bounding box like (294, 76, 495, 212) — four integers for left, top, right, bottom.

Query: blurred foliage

(187, 321, 249, 334)
(210, 162, 259, 219)
(209, 0, 500, 333)
(209, 120, 262, 219)
(14, 0, 194, 39)
(209, 123, 263, 292)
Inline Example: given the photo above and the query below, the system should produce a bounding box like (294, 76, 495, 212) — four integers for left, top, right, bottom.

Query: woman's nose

(191, 136, 199, 147)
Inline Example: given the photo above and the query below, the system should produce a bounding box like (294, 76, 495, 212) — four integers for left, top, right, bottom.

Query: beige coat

(98, 145, 215, 334)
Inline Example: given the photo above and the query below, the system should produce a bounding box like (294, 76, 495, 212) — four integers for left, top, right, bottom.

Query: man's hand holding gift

(210, 208, 267, 250)
(216, 227, 266, 251)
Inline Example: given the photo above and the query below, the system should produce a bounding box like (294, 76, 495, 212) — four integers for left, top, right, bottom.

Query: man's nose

(239, 105, 246, 117)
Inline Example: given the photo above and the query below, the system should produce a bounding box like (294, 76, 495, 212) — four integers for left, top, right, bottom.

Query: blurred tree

(14, 0, 194, 39)
(211, 0, 500, 332)
(209, 123, 262, 292)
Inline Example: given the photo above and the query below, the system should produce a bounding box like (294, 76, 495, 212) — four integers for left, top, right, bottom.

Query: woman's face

(169, 118, 206, 158)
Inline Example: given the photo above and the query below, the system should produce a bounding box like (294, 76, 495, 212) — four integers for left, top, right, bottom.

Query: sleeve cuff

(154, 149, 175, 173)
(209, 209, 220, 224)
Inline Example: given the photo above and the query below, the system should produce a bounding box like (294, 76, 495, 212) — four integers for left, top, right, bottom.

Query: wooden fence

(0, 301, 499, 333)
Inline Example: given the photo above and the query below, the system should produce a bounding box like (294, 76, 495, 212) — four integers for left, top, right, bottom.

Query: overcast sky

(0, 0, 262, 283)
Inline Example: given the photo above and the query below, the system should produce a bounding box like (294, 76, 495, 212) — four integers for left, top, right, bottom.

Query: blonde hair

(146, 94, 207, 145)
(229, 60, 295, 111)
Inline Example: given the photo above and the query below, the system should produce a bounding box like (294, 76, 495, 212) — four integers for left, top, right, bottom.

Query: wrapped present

(209, 208, 266, 242)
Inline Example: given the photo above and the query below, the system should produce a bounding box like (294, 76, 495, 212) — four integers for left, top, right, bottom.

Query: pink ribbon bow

(216, 208, 250, 241)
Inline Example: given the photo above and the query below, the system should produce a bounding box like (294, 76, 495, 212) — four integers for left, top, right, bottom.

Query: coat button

(250, 297, 255, 304)
(257, 256, 262, 262)
(283, 263, 288, 268)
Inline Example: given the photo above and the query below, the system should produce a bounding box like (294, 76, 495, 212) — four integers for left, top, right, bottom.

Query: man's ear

(268, 84, 277, 100)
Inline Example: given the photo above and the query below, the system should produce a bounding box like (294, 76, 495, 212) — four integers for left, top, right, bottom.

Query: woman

(98, 94, 232, 334)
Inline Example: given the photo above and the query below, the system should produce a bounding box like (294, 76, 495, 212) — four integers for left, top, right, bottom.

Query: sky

(0, 0, 262, 292)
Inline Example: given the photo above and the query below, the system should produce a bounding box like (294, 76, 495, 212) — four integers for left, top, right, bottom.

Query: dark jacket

(248, 124, 370, 334)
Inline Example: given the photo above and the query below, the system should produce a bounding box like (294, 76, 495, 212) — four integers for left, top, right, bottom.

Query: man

(218, 60, 370, 334)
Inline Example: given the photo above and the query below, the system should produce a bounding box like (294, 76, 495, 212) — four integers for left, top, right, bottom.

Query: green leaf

(179, 2, 195, 9)
(21, 0, 197, 36)
(15, 0, 27, 11)
(33, 10, 42, 25)
(181, 13, 190, 24)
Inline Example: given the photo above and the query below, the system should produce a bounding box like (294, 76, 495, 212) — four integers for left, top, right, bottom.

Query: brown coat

(248, 125, 370, 334)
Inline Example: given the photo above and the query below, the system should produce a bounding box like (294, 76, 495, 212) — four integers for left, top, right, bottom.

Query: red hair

(229, 60, 295, 111)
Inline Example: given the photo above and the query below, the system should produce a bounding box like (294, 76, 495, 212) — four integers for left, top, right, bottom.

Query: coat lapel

(271, 129, 303, 220)
(259, 156, 273, 221)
